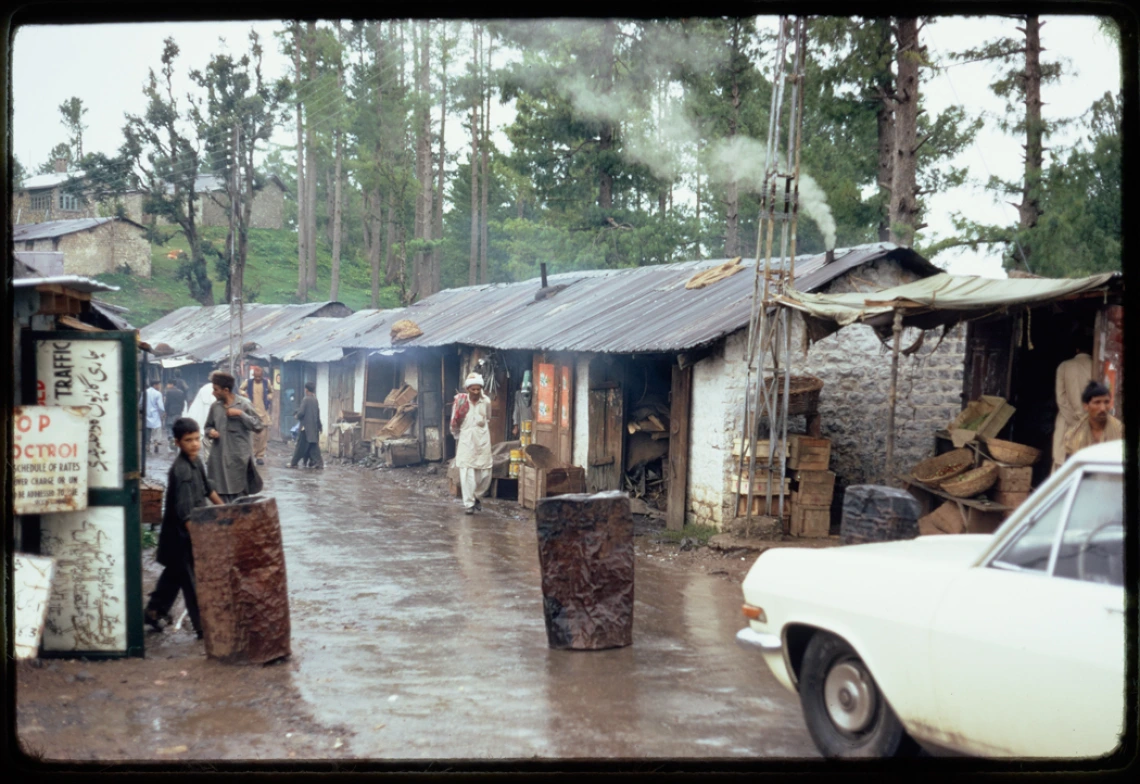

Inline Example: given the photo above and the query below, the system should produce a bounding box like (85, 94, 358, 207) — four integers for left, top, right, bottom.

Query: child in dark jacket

(144, 417, 223, 638)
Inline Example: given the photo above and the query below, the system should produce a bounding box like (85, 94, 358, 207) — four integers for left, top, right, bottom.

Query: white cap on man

(465, 373, 484, 389)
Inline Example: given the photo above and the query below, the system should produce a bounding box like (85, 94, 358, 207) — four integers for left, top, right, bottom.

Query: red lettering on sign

(39, 414, 51, 432)
(17, 416, 32, 433)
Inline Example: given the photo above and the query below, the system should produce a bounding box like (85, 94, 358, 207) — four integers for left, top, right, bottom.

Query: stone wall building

(11, 165, 96, 224)
(118, 174, 286, 230)
(12, 218, 151, 278)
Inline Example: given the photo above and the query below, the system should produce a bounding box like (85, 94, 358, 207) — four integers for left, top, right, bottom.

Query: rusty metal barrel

(535, 491, 634, 650)
(187, 496, 291, 664)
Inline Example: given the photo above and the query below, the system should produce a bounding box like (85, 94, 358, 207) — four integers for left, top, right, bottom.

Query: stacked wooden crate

(990, 463, 1032, 519)
(732, 434, 833, 537)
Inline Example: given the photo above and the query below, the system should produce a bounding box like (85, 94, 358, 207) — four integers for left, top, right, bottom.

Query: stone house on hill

(118, 173, 286, 230)
(12, 163, 93, 224)
(12, 162, 286, 231)
(13, 218, 151, 278)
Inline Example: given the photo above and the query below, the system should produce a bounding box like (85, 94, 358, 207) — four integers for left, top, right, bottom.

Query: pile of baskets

(912, 437, 1042, 500)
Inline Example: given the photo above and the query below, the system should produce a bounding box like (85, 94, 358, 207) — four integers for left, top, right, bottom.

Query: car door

(926, 468, 1125, 758)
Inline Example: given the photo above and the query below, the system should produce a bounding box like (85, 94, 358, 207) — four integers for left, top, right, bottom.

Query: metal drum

(509, 449, 523, 478)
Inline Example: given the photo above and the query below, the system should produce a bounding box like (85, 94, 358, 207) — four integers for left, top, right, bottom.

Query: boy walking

(145, 417, 223, 638)
(289, 381, 324, 469)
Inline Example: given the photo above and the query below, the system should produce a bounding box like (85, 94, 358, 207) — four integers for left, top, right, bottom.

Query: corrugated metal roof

(13, 251, 65, 276)
(12, 275, 120, 293)
(335, 243, 940, 354)
(139, 302, 351, 364)
(21, 170, 84, 191)
(249, 310, 397, 363)
(13, 217, 146, 241)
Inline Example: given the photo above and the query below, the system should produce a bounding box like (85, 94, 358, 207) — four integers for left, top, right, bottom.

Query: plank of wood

(57, 316, 102, 332)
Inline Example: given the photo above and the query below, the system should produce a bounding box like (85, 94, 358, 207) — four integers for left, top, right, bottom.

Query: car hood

(812, 534, 995, 567)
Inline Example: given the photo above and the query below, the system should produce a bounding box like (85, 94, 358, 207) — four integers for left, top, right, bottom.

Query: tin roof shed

(336, 243, 941, 355)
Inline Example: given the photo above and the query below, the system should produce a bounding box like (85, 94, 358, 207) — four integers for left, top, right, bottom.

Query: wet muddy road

(18, 443, 816, 762)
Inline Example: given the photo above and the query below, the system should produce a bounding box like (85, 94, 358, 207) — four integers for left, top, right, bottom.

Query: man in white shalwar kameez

(452, 373, 493, 514)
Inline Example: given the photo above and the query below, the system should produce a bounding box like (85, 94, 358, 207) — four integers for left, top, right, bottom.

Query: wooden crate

(790, 504, 830, 538)
(733, 472, 791, 496)
(994, 465, 1032, 493)
(966, 507, 1004, 534)
(792, 486, 834, 508)
(141, 483, 164, 525)
(788, 435, 831, 471)
(793, 469, 836, 492)
(737, 493, 792, 517)
(991, 490, 1030, 518)
(731, 438, 786, 461)
(519, 465, 586, 510)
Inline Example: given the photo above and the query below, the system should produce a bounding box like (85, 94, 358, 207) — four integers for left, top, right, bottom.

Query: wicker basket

(912, 448, 974, 486)
(982, 437, 1041, 467)
(940, 462, 999, 498)
(762, 374, 824, 416)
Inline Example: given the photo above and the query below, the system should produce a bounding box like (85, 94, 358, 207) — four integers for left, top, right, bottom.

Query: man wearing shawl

(452, 372, 493, 514)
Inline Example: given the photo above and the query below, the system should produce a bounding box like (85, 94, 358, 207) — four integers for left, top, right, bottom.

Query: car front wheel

(799, 631, 912, 758)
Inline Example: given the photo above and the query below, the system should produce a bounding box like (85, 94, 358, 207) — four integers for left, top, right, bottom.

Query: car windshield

(991, 482, 1070, 573)
(1052, 472, 1123, 586)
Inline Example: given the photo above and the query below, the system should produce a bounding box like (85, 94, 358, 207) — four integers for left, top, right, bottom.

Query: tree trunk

(385, 193, 399, 283)
(597, 20, 616, 211)
(305, 20, 319, 293)
(370, 194, 382, 309)
(469, 25, 481, 286)
(695, 170, 702, 259)
(889, 17, 920, 247)
(479, 33, 492, 284)
(875, 20, 896, 242)
(412, 22, 433, 301)
(330, 23, 345, 302)
(1018, 15, 1043, 269)
(294, 21, 308, 301)
(433, 26, 448, 295)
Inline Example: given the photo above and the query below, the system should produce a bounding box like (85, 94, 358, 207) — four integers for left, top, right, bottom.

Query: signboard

(13, 555, 55, 659)
(36, 339, 123, 489)
(12, 406, 90, 514)
(40, 507, 128, 653)
(22, 330, 144, 659)
(536, 363, 555, 425)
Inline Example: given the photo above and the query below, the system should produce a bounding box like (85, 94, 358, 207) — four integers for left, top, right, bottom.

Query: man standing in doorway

(289, 381, 324, 469)
(1052, 326, 1095, 472)
(1061, 380, 1123, 464)
(204, 371, 264, 502)
(143, 378, 165, 454)
(452, 372, 493, 514)
(242, 365, 274, 466)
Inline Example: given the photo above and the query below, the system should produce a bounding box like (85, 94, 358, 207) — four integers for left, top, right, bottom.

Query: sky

(10, 16, 1122, 279)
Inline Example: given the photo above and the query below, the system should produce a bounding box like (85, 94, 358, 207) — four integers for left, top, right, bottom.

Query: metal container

(519, 432, 532, 447)
(509, 450, 523, 478)
(521, 420, 533, 434)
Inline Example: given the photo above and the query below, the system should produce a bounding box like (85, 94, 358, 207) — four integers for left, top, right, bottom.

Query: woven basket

(912, 448, 974, 486)
(983, 437, 1041, 467)
(940, 461, 999, 498)
(763, 374, 824, 416)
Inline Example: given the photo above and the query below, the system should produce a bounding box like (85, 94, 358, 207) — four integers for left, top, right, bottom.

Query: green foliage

(141, 527, 158, 550)
(95, 227, 403, 327)
(658, 523, 719, 546)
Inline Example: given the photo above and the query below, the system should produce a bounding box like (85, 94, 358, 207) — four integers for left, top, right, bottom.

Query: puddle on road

(266, 459, 815, 759)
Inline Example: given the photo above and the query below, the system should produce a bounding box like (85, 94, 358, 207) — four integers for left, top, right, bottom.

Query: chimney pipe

(540, 263, 548, 288)
(54, 158, 68, 174)
(825, 248, 835, 265)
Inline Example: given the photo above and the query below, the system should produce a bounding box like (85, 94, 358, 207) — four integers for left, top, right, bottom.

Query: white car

(737, 440, 1126, 758)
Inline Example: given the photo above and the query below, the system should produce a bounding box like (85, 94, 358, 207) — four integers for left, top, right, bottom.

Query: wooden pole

(885, 307, 904, 483)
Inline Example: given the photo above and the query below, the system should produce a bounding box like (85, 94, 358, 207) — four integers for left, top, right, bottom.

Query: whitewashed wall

(316, 363, 330, 450)
(572, 354, 593, 469)
(353, 351, 366, 413)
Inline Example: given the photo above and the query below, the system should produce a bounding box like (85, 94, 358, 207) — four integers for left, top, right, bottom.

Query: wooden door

(1094, 305, 1124, 418)
(557, 361, 573, 465)
(586, 357, 624, 492)
(419, 353, 443, 461)
(533, 356, 558, 454)
(328, 357, 356, 423)
(442, 352, 461, 460)
(666, 364, 692, 531)
(962, 316, 1015, 405)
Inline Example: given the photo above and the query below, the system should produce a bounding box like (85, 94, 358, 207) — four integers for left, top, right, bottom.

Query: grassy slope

(95, 227, 403, 328)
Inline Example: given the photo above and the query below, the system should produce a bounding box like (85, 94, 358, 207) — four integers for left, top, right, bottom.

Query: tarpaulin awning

(776, 272, 1122, 341)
